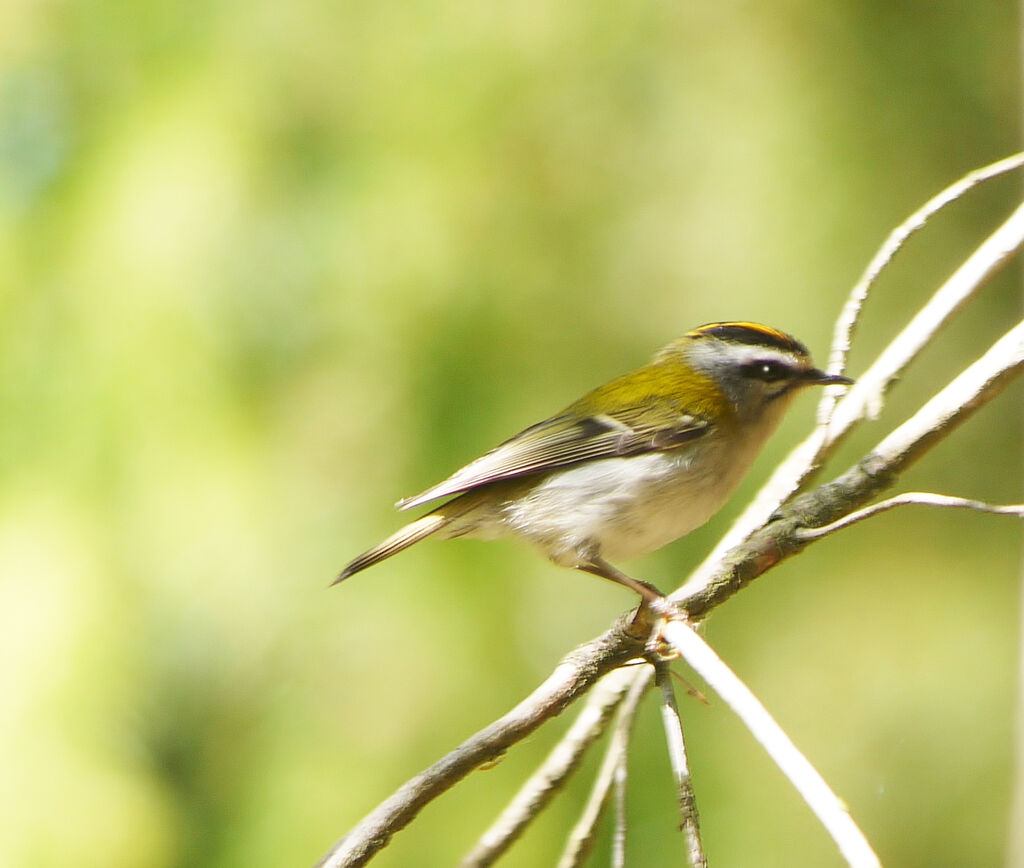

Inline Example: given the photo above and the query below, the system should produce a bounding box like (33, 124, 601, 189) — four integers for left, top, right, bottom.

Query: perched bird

(336, 322, 851, 602)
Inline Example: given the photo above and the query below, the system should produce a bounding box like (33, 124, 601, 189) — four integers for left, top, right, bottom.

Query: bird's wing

(397, 402, 709, 510)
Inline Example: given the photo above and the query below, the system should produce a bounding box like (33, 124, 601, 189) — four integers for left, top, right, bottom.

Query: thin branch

(557, 668, 653, 868)
(460, 666, 641, 867)
(612, 741, 628, 868)
(660, 620, 881, 868)
(318, 313, 1024, 868)
(865, 318, 1024, 470)
(675, 190, 1024, 607)
(318, 164, 1024, 868)
(828, 198, 1024, 432)
(821, 151, 1024, 419)
(796, 492, 1024, 540)
(655, 664, 706, 868)
(681, 315, 1024, 620)
(316, 627, 645, 868)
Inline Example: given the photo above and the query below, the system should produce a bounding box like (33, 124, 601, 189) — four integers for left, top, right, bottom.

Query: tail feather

(334, 513, 449, 584)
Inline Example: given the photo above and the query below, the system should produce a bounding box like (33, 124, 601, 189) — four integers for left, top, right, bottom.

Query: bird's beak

(804, 368, 854, 386)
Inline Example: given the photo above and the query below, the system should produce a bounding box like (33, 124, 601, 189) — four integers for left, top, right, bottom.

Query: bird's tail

(333, 513, 450, 584)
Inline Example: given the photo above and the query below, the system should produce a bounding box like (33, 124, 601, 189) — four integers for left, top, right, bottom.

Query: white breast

(495, 439, 746, 566)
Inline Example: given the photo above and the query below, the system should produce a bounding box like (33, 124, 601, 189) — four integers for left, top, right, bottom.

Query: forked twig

(460, 665, 641, 867)
(796, 493, 1024, 540)
(826, 198, 1024, 433)
(674, 159, 1024, 606)
(660, 619, 881, 868)
(668, 317, 1024, 863)
(822, 151, 1024, 415)
(317, 158, 1024, 868)
(681, 315, 1024, 622)
(654, 663, 706, 867)
(316, 629, 643, 868)
(612, 741, 628, 868)
(557, 667, 653, 868)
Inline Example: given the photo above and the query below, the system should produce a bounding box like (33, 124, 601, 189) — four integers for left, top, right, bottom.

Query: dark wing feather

(397, 406, 709, 510)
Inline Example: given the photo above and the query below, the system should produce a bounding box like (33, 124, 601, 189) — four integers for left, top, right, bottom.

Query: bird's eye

(745, 360, 790, 382)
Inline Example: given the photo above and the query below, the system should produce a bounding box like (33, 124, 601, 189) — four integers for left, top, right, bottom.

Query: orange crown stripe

(687, 322, 807, 355)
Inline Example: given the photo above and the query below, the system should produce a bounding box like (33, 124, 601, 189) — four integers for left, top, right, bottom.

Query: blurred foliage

(0, 1, 1020, 866)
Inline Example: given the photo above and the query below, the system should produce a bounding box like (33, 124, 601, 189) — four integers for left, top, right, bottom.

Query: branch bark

(459, 664, 644, 867)
(315, 627, 646, 868)
(556, 669, 651, 868)
(654, 663, 706, 867)
(659, 620, 880, 868)
(680, 317, 1024, 620)
(317, 314, 1024, 867)
(316, 160, 1024, 868)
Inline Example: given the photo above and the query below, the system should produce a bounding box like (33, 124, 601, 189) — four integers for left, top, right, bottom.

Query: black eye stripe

(743, 360, 793, 382)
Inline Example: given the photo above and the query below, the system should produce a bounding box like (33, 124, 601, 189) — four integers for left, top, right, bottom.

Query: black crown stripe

(688, 322, 808, 356)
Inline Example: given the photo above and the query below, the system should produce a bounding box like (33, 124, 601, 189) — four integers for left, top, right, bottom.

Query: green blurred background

(1, 1, 1021, 866)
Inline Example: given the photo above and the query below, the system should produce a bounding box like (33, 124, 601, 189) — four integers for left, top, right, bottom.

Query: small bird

(336, 322, 851, 602)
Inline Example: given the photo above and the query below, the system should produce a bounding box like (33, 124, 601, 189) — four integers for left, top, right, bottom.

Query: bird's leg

(576, 555, 666, 605)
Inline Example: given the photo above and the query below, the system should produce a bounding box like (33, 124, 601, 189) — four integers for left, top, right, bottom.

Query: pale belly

(474, 447, 748, 566)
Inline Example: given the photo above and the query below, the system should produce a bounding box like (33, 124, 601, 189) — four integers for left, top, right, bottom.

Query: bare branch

(796, 492, 1024, 540)
(316, 627, 646, 868)
(557, 668, 653, 868)
(660, 620, 881, 868)
(822, 151, 1024, 406)
(318, 161, 1024, 868)
(319, 310, 1024, 868)
(675, 192, 1024, 607)
(681, 315, 1024, 620)
(864, 318, 1024, 467)
(460, 666, 641, 867)
(655, 664, 706, 868)
(612, 739, 628, 868)
(828, 199, 1024, 432)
